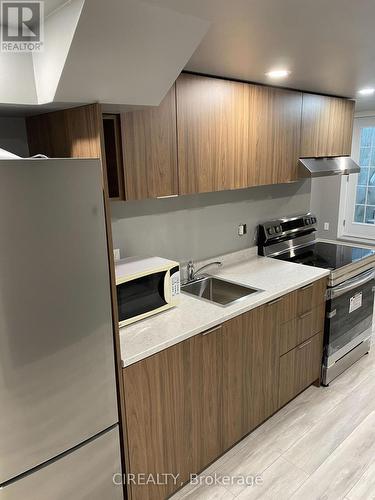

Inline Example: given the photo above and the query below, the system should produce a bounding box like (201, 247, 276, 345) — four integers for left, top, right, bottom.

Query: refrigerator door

(0, 160, 118, 484)
(0, 426, 123, 500)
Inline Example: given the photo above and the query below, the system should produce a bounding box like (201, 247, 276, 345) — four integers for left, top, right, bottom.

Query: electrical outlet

(324, 222, 330, 231)
(113, 248, 121, 261)
(238, 224, 247, 236)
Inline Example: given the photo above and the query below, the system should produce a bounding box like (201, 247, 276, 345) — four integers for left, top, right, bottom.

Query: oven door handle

(327, 268, 375, 300)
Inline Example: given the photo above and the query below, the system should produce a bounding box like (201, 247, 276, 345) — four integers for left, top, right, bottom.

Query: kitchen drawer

(296, 278, 327, 315)
(279, 331, 323, 408)
(279, 303, 325, 355)
(265, 291, 298, 324)
(272, 278, 327, 326)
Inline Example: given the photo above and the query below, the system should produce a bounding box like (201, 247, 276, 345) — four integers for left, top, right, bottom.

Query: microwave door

(117, 270, 168, 324)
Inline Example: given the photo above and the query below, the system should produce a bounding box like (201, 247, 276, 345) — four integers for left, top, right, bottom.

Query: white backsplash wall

(310, 175, 343, 240)
(111, 180, 311, 263)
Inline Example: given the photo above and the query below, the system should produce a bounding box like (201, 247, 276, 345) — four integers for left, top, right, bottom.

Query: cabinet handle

(201, 325, 222, 336)
(299, 310, 312, 320)
(298, 338, 313, 350)
(267, 297, 283, 306)
(301, 283, 314, 291)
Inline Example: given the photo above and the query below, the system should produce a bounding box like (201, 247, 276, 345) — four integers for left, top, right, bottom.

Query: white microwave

(115, 256, 180, 327)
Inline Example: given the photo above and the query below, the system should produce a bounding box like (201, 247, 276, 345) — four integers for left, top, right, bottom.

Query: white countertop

(119, 251, 330, 367)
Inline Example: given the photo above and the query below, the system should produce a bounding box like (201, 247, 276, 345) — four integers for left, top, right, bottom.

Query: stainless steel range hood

(298, 157, 360, 178)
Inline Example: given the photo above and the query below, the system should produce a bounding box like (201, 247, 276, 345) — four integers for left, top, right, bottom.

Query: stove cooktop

(274, 241, 375, 271)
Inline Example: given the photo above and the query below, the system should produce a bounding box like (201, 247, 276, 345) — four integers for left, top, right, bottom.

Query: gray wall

(0, 117, 29, 157)
(310, 175, 343, 239)
(111, 180, 311, 262)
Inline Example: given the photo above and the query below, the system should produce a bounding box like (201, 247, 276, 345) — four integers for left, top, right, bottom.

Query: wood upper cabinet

(300, 93, 355, 157)
(176, 73, 250, 194)
(26, 104, 126, 200)
(248, 85, 302, 185)
(121, 84, 178, 200)
(176, 73, 302, 194)
(26, 103, 103, 159)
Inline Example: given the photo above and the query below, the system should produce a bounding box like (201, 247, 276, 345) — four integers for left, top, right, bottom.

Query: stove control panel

(257, 213, 318, 254)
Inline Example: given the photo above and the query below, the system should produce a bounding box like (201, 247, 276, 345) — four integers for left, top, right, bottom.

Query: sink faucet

(187, 260, 223, 282)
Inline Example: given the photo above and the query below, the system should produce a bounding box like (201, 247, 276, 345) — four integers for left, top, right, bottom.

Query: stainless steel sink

(181, 275, 262, 306)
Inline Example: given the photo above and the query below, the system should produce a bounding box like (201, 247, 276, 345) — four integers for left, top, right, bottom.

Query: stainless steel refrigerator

(0, 159, 123, 499)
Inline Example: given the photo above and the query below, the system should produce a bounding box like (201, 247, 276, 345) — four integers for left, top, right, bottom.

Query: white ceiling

(0, 0, 208, 110)
(4, 0, 375, 112)
(145, 0, 375, 111)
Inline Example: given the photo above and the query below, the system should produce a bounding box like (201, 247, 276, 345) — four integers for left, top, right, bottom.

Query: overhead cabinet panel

(176, 73, 250, 194)
(300, 93, 355, 157)
(121, 84, 178, 200)
(176, 73, 303, 194)
(247, 85, 303, 185)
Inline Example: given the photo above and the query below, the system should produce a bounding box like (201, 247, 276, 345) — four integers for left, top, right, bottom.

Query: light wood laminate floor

(171, 347, 375, 500)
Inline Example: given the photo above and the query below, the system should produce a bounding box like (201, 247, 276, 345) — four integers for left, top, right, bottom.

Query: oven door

(117, 270, 168, 325)
(324, 268, 375, 362)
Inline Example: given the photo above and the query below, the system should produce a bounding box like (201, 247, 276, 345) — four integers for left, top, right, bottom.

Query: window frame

(338, 115, 375, 243)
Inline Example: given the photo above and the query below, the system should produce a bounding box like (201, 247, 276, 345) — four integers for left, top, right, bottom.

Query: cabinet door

(121, 84, 178, 200)
(123, 328, 222, 500)
(300, 94, 355, 157)
(123, 341, 191, 500)
(176, 73, 250, 194)
(222, 304, 280, 450)
(192, 327, 223, 471)
(26, 104, 103, 158)
(252, 300, 282, 425)
(248, 85, 302, 185)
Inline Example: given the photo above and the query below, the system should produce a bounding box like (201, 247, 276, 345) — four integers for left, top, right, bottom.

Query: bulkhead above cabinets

(26, 73, 355, 202)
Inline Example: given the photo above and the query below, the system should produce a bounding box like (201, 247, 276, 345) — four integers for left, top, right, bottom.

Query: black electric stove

(274, 241, 375, 272)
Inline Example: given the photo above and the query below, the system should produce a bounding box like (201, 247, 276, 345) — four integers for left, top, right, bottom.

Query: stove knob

(312, 217, 316, 224)
(305, 218, 311, 225)
(267, 227, 274, 235)
(275, 225, 281, 233)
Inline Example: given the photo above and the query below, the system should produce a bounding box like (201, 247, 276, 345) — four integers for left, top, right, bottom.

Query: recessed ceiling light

(265, 69, 290, 79)
(358, 88, 375, 95)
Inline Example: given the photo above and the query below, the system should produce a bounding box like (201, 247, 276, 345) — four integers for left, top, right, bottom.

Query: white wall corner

(32, 0, 85, 104)
(53, 0, 210, 105)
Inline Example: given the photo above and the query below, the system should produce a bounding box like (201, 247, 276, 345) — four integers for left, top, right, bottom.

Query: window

(339, 116, 375, 241)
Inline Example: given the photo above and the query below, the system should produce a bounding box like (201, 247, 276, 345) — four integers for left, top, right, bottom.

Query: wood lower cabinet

(279, 304, 325, 355)
(279, 332, 324, 408)
(300, 93, 355, 157)
(193, 326, 224, 471)
(122, 279, 327, 500)
(121, 84, 178, 200)
(122, 328, 223, 500)
(222, 305, 279, 448)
